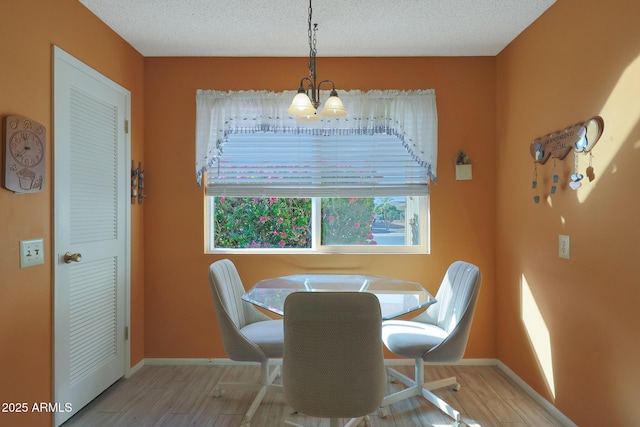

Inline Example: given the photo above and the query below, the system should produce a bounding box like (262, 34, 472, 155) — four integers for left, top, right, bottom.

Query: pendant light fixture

(287, 0, 347, 121)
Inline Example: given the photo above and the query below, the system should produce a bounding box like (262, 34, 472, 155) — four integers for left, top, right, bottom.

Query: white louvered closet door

(53, 47, 130, 426)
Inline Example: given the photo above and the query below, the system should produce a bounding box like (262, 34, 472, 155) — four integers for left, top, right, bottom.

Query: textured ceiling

(79, 0, 556, 57)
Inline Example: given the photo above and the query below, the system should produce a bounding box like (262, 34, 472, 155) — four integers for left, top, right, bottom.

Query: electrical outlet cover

(559, 235, 570, 259)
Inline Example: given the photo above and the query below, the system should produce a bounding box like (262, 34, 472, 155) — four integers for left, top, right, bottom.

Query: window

(204, 131, 430, 254)
(206, 195, 428, 253)
(196, 89, 437, 254)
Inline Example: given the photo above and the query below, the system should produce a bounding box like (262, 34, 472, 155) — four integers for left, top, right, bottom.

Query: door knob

(63, 252, 82, 263)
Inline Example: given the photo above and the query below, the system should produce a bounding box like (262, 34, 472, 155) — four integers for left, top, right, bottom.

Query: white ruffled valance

(195, 89, 438, 186)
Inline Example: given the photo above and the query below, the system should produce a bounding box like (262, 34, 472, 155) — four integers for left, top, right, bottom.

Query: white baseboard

(142, 357, 497, 367)
(145, 358, 267, 366)
(496, 361, 577, 427)
(126, 358, 145, 378)
(141, 357, 574, 426)
(383, 357, 497, 366)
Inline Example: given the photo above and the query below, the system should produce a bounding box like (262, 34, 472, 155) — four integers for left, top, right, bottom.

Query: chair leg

(378, 358, 462, 424)
(424, 376, 461, 391)
(213, 360, 283, 427)
(287, 414, 367, 426)
(213, 361, 282, 393)
(344, 416, 367, 427)
(333, 417, 366, 427)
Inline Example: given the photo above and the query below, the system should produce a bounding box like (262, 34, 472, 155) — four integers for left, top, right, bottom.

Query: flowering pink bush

(214, 197, 377, 248)
(321, 198, 375, 245)
(213, 197, 311, 248)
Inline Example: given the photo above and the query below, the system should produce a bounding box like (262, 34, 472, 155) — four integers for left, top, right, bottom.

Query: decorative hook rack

(131, 160, 145, 204)
(529, 116, 604, 164)
(529, 116, 604, 202)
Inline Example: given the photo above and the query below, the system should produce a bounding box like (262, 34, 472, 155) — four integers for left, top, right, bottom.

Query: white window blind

(196, 89, 438, 196)
(205, 132, 429, 197)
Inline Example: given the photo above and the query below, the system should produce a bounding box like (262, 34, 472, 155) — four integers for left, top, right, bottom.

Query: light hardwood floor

(62, 363, 568, 427)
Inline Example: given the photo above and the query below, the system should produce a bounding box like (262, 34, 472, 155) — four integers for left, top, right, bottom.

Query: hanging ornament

(532, 162, 540, 204)
(550, 159, 558, 194)
(586, 152, 596, 182)
(569, 150, 583, 190)
(575, 125, 588, 151)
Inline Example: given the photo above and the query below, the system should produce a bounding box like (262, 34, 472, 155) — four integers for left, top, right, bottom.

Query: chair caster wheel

(212, 389, 222, 398)
(377, 407, 390, 418)
(452, 382, 461, 391)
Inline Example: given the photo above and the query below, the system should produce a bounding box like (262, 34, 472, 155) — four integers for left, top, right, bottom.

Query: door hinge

(124, 326, 129, 340)
(124, 120, 129, 134)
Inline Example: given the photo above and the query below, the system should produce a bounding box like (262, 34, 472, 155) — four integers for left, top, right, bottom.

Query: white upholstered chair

(283, 292, 386, 427)
(207, 259, 284, 427)
(378, 260, 482, 426)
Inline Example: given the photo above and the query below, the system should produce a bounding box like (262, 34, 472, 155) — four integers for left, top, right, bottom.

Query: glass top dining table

(242, 274, 436, 320)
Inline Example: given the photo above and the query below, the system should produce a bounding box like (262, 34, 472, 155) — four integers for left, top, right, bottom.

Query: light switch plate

(19, 239, 44, 268)
(559, 234, 570, 259)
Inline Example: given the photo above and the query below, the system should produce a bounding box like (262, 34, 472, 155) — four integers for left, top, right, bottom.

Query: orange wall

(12, 0, 640, 426)
(142, 56, 497, 359)
(495, 0, 640, 425)
(0, 1, 145, 426)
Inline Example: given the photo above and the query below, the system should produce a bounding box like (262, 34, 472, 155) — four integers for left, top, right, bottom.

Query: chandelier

(287, 0, 347, 122)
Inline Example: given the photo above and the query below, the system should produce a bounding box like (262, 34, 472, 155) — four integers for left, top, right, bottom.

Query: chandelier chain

(307, 0, 317, 80)
(307, 0, 312, 48)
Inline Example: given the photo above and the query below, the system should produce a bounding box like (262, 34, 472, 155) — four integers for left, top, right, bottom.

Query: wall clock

(3, 115, 46, 193)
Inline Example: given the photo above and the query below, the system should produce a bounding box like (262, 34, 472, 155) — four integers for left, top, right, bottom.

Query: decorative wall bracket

(131, 160, 145, 204)
(530, 115, 604, 164)
(530, 115, 604, 202)
(455, 150, 472, 180)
